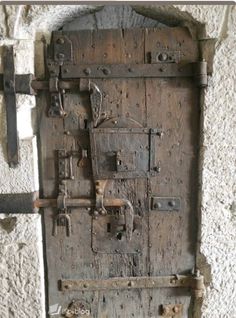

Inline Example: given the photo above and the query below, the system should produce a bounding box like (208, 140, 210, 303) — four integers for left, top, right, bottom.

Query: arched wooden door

(38, 27, 204, 317)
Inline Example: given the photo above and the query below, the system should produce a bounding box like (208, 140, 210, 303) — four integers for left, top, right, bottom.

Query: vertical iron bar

(3, 46, 19, 167)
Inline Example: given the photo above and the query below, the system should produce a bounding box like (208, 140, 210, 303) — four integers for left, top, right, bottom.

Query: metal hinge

(59, 273, 205, 299)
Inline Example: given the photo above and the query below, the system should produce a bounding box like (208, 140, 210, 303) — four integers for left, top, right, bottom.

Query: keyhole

(116, 232, 123, 240)
(107, 223, 111, 233)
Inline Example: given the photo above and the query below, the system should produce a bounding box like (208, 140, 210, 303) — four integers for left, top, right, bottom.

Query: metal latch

(53, 181, 72, 237)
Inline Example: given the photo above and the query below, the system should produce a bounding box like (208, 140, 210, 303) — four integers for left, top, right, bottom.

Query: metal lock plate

(152, 50, 181, 64)
(151, 197, 181, 211)
(92, 213, 142, 254)
(161, 304, 183, 317)
(53, 33, 73, 63)
(90, 128, 160, 179)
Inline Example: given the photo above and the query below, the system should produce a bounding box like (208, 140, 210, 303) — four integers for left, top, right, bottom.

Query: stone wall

(0, 4, 235, 318)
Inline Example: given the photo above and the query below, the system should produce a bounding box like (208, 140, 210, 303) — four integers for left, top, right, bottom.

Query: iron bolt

(168, 200, 175, 207)
(96, 188, 103, 195)
(64, 284, 71, 289)
(102, 67, 111, 75)
(84, 68, 91, 75)
(155, 166, 161, 173)
(173, 306, 179, 313)
(158, 52, 168, 61)
(57, 53, 65, 59)
(154, 202, 162, 209)
(99, 208, 106, 215)
(57, 38, 65, 44)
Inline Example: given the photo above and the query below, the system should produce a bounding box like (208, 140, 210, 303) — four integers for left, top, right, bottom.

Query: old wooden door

(38, 27, 204, 317)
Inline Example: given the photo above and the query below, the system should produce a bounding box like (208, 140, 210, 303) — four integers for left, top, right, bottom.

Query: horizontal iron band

(0, 192, 39, 213)
(60, 275, 204, 293)
(61, 63, 195, 79)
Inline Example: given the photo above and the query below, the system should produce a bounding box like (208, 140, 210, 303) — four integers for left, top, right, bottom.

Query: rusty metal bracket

(3, 46, 19, 167)
(59, 273, 205, 298)
(151, 50, 181, 64)
(47, 60, 66, 117)
(89, 81, 103, 127)
(94, 180, 107, 216)
(151, 197, 181, 211)
(53, 34, 73, 64)
(161, 304, 183, 317)
(61, 63, 195, 79)
(195, 60, 208, 88)
(53, 181, 72, 237)
(0, 192, 39, 213)
(0, 46, 37, 167)
(57, 149, 81, 181)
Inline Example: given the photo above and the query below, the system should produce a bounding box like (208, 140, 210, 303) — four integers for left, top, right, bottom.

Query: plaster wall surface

(0, 4, 235, 318)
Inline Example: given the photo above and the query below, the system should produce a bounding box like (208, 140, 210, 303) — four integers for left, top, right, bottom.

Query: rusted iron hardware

(57, 149, 81, 181)
(194, 60, 208, 88)
(90, 127, 162, 180)
(161, 304, 183, 317)
(47, 61, 66, 117)
(53, 181, 72, 237)
(35, 196, 136, 241)
(0, 192, 39, 213)
(0, 41, 208, 165)
(1, 46, 36, 167)
(151, 50, 181, 64)
(55, 148, 135, 240)
(3, 46, 19, 167)
(92, 212, 141, 254)
(151, 197, 181, 211)
(61, 63, 200, 79)
(53, 34, 73, 64)
(59, 273, 205, 298)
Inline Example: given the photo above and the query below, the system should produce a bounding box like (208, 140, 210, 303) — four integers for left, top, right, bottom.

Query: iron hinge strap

(59, 274, 205, 298)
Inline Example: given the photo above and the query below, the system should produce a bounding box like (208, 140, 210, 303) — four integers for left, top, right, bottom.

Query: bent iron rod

(35, 197, 134, 240)
(34, 197, 132, 210)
